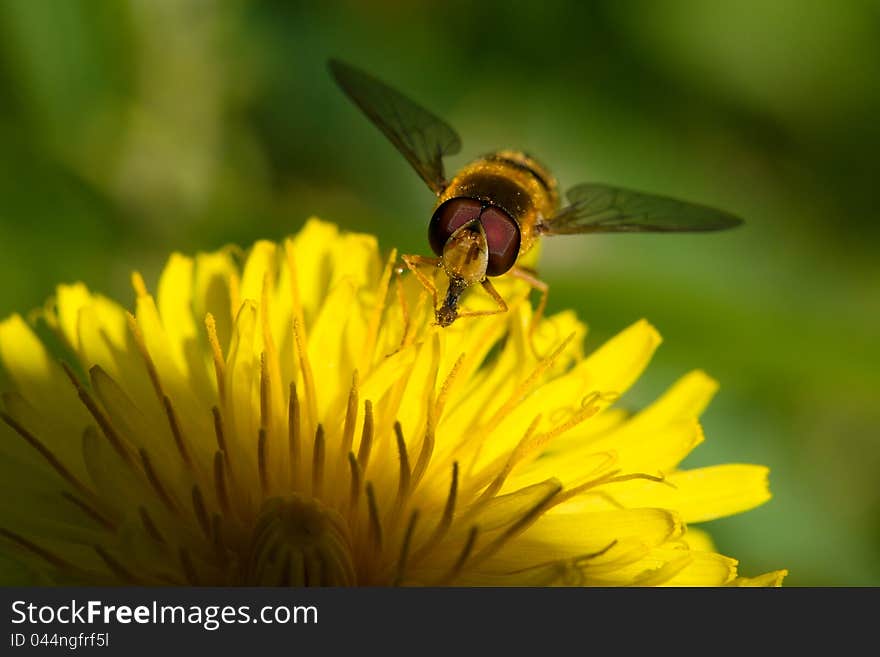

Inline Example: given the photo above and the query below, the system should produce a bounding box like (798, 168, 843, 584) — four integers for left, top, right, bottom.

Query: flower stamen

(258, 428, 269, 494)
(479, 332, 576, 435)
(347, 452, 362, 518)
(288, 383, 301, 489)
(461, 332, 577, 477)
(411, 418, 434, 488)
(557, 470, 672, 506)
(394, 421, 412, 513)
(434, 352, 465, 422)
(283, 241, 307, 346)
(211, 406, 227, 454)
(61, 363, 134, 467)
(138, 448, 178, 514)
(361, 248, 397, 371)
(505, 540, 619, 585)
(0, 528, 73, 571)
(365, 482, 383, 551)
(60, 491, 115, 531)
(0, 411, 92, 499)
(411, 462, 458, 565)
(260, 276, 283, 429)
(292, 317, 317, 435)
(472, 414, 543, 507)
(138, 506, 166, 545)
(357, 400, 374, 474)
(338, 370, 359, 481)
(95, 544, 140, 583)
(125, 312, 164, 403)
(211, 514, 226, 562)
(260, 352, 271, 431)
(163, 395, 193, 470)
(205, 313, 226, 401)
(179, 547, 199, 585)
(401, 290, 428, 350)
(213, 451, 230, 517)
(312, 424, 325, 499)
(191, 484, 211, 538)
(393, 509, 419, 586)
(467, 483, 561, 569)
(571, 540, 619, 567)
(437, 525, 478, 585)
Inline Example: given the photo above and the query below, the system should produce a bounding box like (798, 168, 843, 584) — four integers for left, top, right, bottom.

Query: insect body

(428, 150, 558, 326)
(328, 59, 742, 328)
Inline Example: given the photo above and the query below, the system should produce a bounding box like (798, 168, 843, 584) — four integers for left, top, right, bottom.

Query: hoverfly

(328, 59, 742, 328)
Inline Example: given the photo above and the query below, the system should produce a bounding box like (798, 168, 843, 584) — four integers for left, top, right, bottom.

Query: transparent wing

(540, 183, 743, 234)
(328, 58, 462, 194)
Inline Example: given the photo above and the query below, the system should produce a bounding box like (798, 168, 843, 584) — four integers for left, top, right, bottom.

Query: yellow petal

(157, 253, 197, 354)
(459, 479, 561, 535)
(89, 366, 170, 459)
(596, 420, 705, 480)
(511, 417, 701, 490)
(415, 479, 564, 575)
(239, 240, 277, 309)
(134, 290, 212, 457)
(224, 300, 259, 461)
(193, 250, 239, 351)
(503, 507, 683, 567)
(495, 320, 661, 481)
(660, 550, 738, 586)
(307, 278, 358, 419)
(630, 369, 718, 428)
(329, 231, 381, 292)
(728, 569, 788, 587)
(134, 291, 186, 383)
(1, 391, 90, 482)
(606, 464, 771, 523)
(681, 527, 717, 552)
(157, 254, 216, 406)
(76, 299, 123, 378)
(572, 318, 661, 399)
(442, 312, 590, 476)
(81, 426, 148, 515)
(290, 219, 340, 321)
(555, 369, 719, 475)
(54, 283, 92, 353)
(0, 411, 82, 495)
(0, 315, 89, 452)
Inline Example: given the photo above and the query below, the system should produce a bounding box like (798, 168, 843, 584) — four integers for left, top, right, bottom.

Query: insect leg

(401, 254, 442, 311)
(453, 278, 509, 319)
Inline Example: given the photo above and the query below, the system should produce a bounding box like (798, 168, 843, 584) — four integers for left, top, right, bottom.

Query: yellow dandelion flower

(0, 219, 786, 586)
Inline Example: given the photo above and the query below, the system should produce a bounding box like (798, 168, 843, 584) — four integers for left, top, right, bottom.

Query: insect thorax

(437, 150, 559, 257)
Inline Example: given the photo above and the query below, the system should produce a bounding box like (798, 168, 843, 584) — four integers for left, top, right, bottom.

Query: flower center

(246, 494, 355, 586)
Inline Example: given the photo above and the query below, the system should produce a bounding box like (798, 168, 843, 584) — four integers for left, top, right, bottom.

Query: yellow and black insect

(329, 59, 742, 328)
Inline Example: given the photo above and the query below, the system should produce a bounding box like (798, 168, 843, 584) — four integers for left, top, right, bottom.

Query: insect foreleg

(453, 278, 509, 320)
(401, 254, 442, 311)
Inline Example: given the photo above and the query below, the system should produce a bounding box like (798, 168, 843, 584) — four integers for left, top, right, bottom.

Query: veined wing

(540, 183, 743, 234)
(328, 58, 461, 194)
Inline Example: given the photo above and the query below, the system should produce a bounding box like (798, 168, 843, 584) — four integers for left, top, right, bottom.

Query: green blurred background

(0, 0, 877, 585)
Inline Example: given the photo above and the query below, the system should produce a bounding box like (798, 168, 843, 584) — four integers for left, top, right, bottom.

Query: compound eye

(480, 206, 521, 275)
(428, 198, 483, 256)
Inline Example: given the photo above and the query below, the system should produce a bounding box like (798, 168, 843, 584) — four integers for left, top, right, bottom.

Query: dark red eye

(428, 198, 483, 256)
(480, 206, 521, 275)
